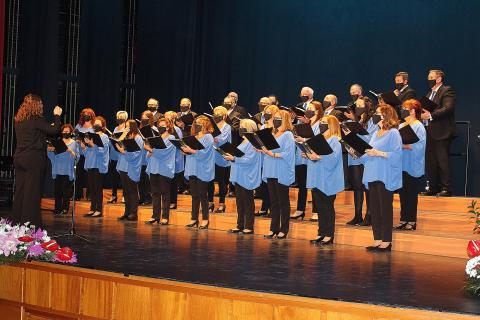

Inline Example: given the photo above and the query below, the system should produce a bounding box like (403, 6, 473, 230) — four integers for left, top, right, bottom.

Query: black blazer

(398, 86, 416, 103)
(14, 115, 61, 160)
(426, 85, 456, 140)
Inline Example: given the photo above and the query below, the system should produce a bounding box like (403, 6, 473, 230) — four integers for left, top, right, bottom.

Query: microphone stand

(53, 153, 90, 242)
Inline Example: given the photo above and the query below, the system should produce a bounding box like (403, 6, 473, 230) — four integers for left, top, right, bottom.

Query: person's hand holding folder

(181, 145, 196, 154)
(365, 148, 387, 158)
(223, 153, 234, 161)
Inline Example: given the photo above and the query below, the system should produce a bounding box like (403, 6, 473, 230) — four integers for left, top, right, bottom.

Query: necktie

(429, 91, 436, 100)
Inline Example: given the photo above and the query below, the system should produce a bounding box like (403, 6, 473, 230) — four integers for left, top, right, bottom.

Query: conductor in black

(13, 94, 62, 227)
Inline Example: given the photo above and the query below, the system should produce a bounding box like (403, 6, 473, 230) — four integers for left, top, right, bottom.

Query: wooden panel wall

(0, 262, 477, 320)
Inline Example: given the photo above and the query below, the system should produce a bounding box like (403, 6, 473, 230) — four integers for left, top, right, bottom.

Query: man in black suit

(176, 97, 197, 137)
(253, 97, 271, 125)
(146, 98, 163, 122)
(226, 92, 247, 119)
(420, 69, 456, 197)
(394, 72, 416, 116)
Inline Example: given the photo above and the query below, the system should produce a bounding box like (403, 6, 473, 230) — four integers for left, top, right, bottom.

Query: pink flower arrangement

(0, 218, 76, 265)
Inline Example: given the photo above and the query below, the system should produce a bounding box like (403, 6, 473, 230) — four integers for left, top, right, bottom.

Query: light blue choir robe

(83, 133, 110, 174)
(214, 123, 232, 167)
(146, 135, 176, 179)
(348, 118, 379, 166)
(401, 121, 426, 178)
(74, 124, 94, 134)
(229, 139, 262, 190)
(262, 131, 295, 186)
(173, 126, 184, 173)
(117, 136, 144, 182)
(48, 140, 79, 181)
(109, 126, 123, 162)
(362, 129, 403, 191)
(184, 134, 215, 182)
(306, 136, 344, 196)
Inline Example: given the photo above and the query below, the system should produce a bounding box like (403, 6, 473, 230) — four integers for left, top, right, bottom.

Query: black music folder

(341, 121, 369, 136)
(182, 135, 205, 150)
(419, 96, 438, 112)
(294, 123, 314, 138)
(179, 113, 195, 125)
(109, 137, 123, 153)
(123, 138, 141, 152)
(169, 139, 185, 150)
(380, 91, 401, 106)
(334, 106, 351, 113)
(243, 128, 280, 151)
(203, 113, 222, 137)
(87, 133, 104, 147)
(304, 133, 333, 155)
(112, 131, 123, 139)
(214, 142, 245, 158)
(278, 105, 291, 112)
(146, 136, 167, 149)
(340, 132, 372, 158)
(48, 138, 68, 155)
(140, 125, 155, 139)
(399, 124, 420, 144)
(290, 106, 306, 117)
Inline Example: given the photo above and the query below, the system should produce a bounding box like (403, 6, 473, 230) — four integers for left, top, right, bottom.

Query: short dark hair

(395, 72, 409, 81)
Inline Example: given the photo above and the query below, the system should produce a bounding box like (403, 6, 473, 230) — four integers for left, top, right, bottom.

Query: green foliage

(467, 200, 480, 233)
(465, 276, 480, 297)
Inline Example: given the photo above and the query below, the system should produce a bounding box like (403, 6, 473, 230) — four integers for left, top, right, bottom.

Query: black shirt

(14, 115, 61, 159)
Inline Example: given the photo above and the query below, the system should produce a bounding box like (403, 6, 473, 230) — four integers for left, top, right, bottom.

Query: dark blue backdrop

(12, 0, 480, 195)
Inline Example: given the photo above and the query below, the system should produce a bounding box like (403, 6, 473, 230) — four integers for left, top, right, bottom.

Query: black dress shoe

(117, 215, 128, 221)
(126, 215, 138, 221)
(169, 204, 177, 209)
(436, 190, 452, 197)
(394, 222, 408, 230)
(376, 243, 392, 252)
(83, 211, 95, 217)
(346, 217, 362, 225)
(107, 196, 118, 204)
(186, 220, 199, 228)
(254, 210, 268, 217)
(241, 229, 254, 234)
(290, 212, 305, 220)
(276, 232, 287, 239)
(160, 219, 169, 225)
(310, 236, 325, 244)
(366, 244, 380, 251)
(263, 232, 277, 239)
(359, 215, 371, 226)
(214, 204, 226, 213)
(91, 212, 103, 218)
(320, 237, 334, 245)
(145, 218, 159, 224)
(199, 221, 210, 229)
(420, 190, 437, 196)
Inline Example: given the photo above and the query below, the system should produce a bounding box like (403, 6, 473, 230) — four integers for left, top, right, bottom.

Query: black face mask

(83, 115, 92, 122)
(350, 94, 359, 102)
(372, 114, 382, 124)
(116, 118, 125, 125)
(62, 133, 71, 139)
(213, 115, 223, 123)
(141, 119, 150, 126)
(194, 123, 203, 134)
(264, 113, 272, 121)
(180, 105, 189, 112)
(427, 79, 437, 89)
(305, 110, 315, 119)
(223, 104, 233, 110)
(238, 127, 247, 137)
(273, 118, 282, 129)
(322, 101, 331, 110)
(157, 126, 167, 135)
(319, 123, 329, 134)
(355, 106, 365, 117)
(300, 95, 309, 103)
(400, 109, 410, 120)
(395, 83, 404, 91)
(147, 106, 157, 112)
(93, 125, 102, 132)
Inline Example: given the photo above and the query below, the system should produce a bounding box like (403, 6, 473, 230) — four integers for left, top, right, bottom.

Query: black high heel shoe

(160, 219, 169, 225)
(263, 232, 277, 239)
(145, 218, 159, 225)
(208, 202, 215, 213)
(310, 236, 325, 244)
(276, 232, 287, 239)
(241, 229, 254, 234)
(394, 222, 408, 230)
(366, 244, 381, 251)
(214, 204, 226, 213)
(404, 222, 416, 231)
(199, 221, 210, 229)
(376, 243, 392, 252)
(291, 212, 305, 220)
(255, 210, 268, 217)
(186, 220, 199, 228)
(107, 196, 118, 204)
(117, 214, 128, 221)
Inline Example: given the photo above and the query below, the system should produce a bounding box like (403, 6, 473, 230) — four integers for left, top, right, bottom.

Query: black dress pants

(13, 154, 46, 228)
(208, 165, 228, 203)
(399, 171, 420, 222)
(150, 174, 171, 220)
(425, 134, 452, 192)
(259, 180, 270, 212)
(75, 155, 88, 199)
(311, 188, 336, 237)
(119, 171, 139, 218)
(88, 168, 104, 212)
(138, 165, 151, 203)
(170, 171, 184, 205)
(349, 164, 369, 220)
(267, 178, 290, 234)
(109, 160, 120, 198)
(295, 164, 307, 211)
(368, 181, 393, 242)
(54, 175, 73, 213)
(190, 176, 209, 221)
(235, 183, 255, 230)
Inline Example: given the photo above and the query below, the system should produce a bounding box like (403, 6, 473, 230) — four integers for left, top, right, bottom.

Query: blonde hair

(116, 110, 128, 120)
(213, 106, 228, 117)
(164, 111, 177, 122)
(191, 115, 213, 136)
(322, 115, 342, 139)
(240, 119, 258, 132)
(274, 110, 293, 133)
(264, 105, 279, 115)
